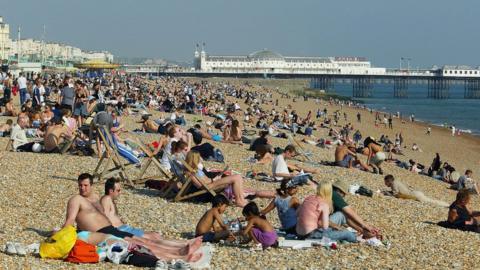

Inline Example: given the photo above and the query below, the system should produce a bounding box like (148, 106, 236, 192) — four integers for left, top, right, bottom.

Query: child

(261, 181, 300, 234)
(195, 194, 232, 242)
(242, 202, 278, 249)
(0, 119, 13, 137)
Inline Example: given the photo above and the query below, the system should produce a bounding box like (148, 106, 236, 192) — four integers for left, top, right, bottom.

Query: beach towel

(64, 239, 99, 263)
(101, 129, 140, 164)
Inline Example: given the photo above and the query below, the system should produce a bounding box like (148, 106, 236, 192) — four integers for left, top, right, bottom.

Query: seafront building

(0, 16, 114, 68)
(9, 39, 114, 63)
(0, 16, 11, 61)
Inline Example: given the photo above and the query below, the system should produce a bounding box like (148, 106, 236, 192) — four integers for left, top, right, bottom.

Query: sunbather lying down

(185, 151, 275, 207)
(77, 230, 204, 263)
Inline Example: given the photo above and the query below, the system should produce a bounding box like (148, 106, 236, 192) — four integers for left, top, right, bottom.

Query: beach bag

(39, 225, 77, 259)
(65, 239, 99, 263)
(106, 241, 129, 264)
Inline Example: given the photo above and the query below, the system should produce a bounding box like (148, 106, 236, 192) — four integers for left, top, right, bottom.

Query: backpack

(64, 239, 99, 264)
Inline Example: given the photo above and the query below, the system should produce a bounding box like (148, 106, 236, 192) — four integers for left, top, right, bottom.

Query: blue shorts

(197, 231, 216, 242)
(337, 155, 354, 168)
(117, 224, 145, 237)
(212, 134, 222, 142)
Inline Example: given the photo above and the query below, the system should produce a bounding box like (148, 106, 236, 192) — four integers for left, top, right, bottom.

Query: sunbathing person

(272, 145, 319, 183)
(40, 105, 54, 124)
(330, 180, 382, 239)
(195, 194, 232, 242)
(255, 144, 274, 165)
(0, 119, 13, 137)
(455, 170, 478, 194)
(185, 151, 275, 207)
(222, 119, 243, 144)
(43, 117, 73, 153)
(139, 114, 160, 133)
(362, 136, 386, 175)
(296, 180, 357, 242)
(446, 189, 480, 232)
(3, 98, 18, 116)
(160, 125, 193, 171)
(383, 174, 449, 207)
(335, 144, 370, 171)
(77, 230, 203, 263)
(63, 173, 203, 261)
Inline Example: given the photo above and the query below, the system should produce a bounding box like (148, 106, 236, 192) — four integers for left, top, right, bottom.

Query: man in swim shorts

(335, 144, 370, 172)
(62, 173, 134, 239)
(101, 178, 164, 239)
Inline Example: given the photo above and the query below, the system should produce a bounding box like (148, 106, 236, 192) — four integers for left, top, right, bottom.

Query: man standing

(17, 72, 27, 105)
(62, 173, 134, 238)
(60, 77, 75, 111)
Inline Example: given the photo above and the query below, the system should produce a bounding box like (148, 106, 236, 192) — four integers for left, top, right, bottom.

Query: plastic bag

(39, 225, 77, 259)
(106, 241, 129, 264)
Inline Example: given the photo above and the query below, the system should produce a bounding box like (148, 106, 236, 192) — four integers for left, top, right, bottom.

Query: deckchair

(92, 125, 135, 187)
(287, 133, 313, 162)
(133, 139, 171, 184)
(165, 154, 218, 202)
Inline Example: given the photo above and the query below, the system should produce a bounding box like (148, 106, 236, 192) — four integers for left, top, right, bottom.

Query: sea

(331, 83, 480, 135)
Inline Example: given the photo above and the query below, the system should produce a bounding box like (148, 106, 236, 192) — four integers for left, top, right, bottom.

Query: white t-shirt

(161, 138, 179, 171)
(10, 124, 28, 150)
(272, 154, 289, 181)
(18, 76, 27, 89)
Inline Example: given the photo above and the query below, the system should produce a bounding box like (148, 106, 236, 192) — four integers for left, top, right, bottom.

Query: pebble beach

(0, 78, 479, 269)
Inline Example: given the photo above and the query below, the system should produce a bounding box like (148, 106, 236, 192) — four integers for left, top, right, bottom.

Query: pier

(121, 65, 480, 99)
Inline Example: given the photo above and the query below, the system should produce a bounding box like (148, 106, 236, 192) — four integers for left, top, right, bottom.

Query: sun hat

(332, 179, 349, 195)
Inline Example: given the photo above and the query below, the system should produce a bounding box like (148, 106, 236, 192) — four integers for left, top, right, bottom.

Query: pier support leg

(427, 78, 450, 99)
(393, 77, 409, 98)
(464, 79, 480, 99)
(310, 76, 335, 93)
(352, 77, 373, 98)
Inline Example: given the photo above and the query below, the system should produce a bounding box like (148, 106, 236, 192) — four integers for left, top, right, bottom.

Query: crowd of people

(1, 71, 478, 268)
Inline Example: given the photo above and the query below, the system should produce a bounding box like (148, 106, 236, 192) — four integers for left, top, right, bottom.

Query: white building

(439, 65, 480, 77)
(194, 48, 386, 75)
(0, 16, 11, 61)
(9, 38, 114, 63)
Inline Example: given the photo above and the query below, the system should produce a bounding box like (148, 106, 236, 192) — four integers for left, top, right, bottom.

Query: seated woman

(40, 105, 54, 124)
(447, 189, 480, 232)
(222, 119, 244, 145)
(295, 180, 357, 242)
(255, 144, 274, 165)
(76, 231, 203, 264)
(184, 151, 274, 207)
(249, 130, 271, 151)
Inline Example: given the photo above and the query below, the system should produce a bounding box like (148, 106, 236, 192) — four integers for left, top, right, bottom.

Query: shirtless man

(100, 178, 148, 237)
(62, 173, 134, 238)
(4, 99, 18, 116)
(0, 119, 13, 136)
(62, 174, 205, 262)
(362, 136, 386, 174)
(44, 118, 72, 153)
(140, 114, 160, 133)
(335, 144, 370, 171)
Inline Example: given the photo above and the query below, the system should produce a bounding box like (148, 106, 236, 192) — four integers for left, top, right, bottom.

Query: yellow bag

(39, 225, 77, 259)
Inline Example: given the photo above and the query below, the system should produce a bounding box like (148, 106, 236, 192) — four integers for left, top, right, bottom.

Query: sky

(0, 0, 478, 68)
